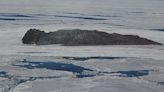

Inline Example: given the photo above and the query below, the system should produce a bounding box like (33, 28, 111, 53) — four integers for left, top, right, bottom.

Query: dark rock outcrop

(22, 29, 162, 45)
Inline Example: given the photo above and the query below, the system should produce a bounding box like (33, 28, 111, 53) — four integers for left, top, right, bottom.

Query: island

(22, 29, 162, 46)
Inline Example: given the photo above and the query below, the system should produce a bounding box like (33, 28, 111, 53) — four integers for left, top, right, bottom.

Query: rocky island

(22, 29, 162, 46)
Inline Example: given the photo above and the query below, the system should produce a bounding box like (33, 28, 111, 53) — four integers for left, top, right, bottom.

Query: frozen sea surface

(0, 0, 164, 29)
(0, 0, 164, 92)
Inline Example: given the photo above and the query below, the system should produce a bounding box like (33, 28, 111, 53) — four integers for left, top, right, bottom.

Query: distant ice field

(0, 0, 164, 29)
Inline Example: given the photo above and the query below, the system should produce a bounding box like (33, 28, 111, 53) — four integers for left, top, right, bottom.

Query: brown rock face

(22, 29, 45, 44)
(22, 29, 162, 45)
